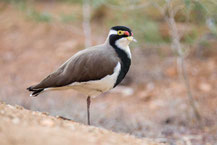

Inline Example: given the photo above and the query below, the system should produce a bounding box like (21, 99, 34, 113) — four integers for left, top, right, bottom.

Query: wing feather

(29, 48, 119, 90)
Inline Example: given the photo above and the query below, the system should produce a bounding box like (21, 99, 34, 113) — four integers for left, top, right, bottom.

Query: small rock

(65, 122, 75, 130)
(42, 112, 49, 116)
(111, 86, 134, 97)
(199, 83, 212, 92)
(7, 105, 15, 109)
(41, 119, 54, 127)
(12, 118, 20, 124)
(15, 105, 23, 110)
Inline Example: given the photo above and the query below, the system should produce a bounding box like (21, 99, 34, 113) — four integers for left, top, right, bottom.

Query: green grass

(60, 13, 76, 23)
(26, 10, 53, 22)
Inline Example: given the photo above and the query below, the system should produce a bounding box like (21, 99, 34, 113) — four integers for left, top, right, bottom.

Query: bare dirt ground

(0, 102, 166, 145)
(0, 3, 217, 145)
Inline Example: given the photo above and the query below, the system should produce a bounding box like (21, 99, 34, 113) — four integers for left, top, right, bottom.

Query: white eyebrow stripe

(108, 30, 117, 36)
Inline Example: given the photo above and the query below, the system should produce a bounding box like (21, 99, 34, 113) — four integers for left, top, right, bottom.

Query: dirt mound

(0, 102, 166, 145)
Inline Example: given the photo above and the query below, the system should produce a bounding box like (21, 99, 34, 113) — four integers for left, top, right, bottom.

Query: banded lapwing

(27, 26, 135, 125)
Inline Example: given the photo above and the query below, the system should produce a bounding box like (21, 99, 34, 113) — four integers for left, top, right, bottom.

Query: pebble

(41, 119, 54, 127)
(65, 122, 75, 130)
(12, 118, 20, 124)
(7, 105, 15, 109)
(199, 83, 212, 92)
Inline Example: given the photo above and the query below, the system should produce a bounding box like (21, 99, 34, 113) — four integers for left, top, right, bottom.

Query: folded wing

(28, 49, 119, 91)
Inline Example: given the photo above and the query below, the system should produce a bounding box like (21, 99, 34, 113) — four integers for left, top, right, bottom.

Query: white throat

(115, 38, 132, 59)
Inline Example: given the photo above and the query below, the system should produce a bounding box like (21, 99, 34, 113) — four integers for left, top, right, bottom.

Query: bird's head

(108, 26, 136, 48)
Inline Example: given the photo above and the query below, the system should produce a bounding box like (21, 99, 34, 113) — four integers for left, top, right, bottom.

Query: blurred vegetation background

(2, 0, 217, 47)
(0, 0, 216, 145)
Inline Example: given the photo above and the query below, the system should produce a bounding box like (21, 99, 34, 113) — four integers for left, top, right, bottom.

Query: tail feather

(27, 86, 44, 97)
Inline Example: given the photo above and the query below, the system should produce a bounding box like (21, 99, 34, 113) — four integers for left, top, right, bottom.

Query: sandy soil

(0, 102, 166, 145)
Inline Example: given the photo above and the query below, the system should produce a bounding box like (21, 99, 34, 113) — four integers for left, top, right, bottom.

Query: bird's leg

(87, 96, 91, 125)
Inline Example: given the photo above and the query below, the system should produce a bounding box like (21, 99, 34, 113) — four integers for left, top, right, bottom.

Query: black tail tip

(27, 87, 32, 91)
(27, 86, 44, 97)
(31, 89, 44, 97)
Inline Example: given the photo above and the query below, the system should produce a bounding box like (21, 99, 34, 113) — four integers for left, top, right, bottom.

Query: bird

(27, 26, 135, 125)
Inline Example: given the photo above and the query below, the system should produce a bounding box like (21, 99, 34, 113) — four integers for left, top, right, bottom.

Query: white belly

(45, 62, 121, 97)
(70, 62, 121, 97)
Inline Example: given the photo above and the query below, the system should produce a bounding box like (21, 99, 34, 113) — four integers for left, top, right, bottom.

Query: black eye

(117, 30, 123, 35)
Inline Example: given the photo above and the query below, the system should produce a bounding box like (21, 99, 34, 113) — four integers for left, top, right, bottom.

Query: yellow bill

(127, 36, 137, 42)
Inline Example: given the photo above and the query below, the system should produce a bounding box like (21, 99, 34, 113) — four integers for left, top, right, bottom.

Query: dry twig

(152, 0, 201, 121)
(82, 0, 92, 48)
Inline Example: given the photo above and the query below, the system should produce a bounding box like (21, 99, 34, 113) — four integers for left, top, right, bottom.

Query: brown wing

(30, 48, 119, 90)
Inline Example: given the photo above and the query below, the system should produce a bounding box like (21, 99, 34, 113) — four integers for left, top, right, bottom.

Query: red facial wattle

(124, 31, 130, 36)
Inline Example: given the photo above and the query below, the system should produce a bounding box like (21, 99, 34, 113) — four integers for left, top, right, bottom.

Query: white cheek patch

(115, 38, 132, 59)
(108, 30, 117, 36)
